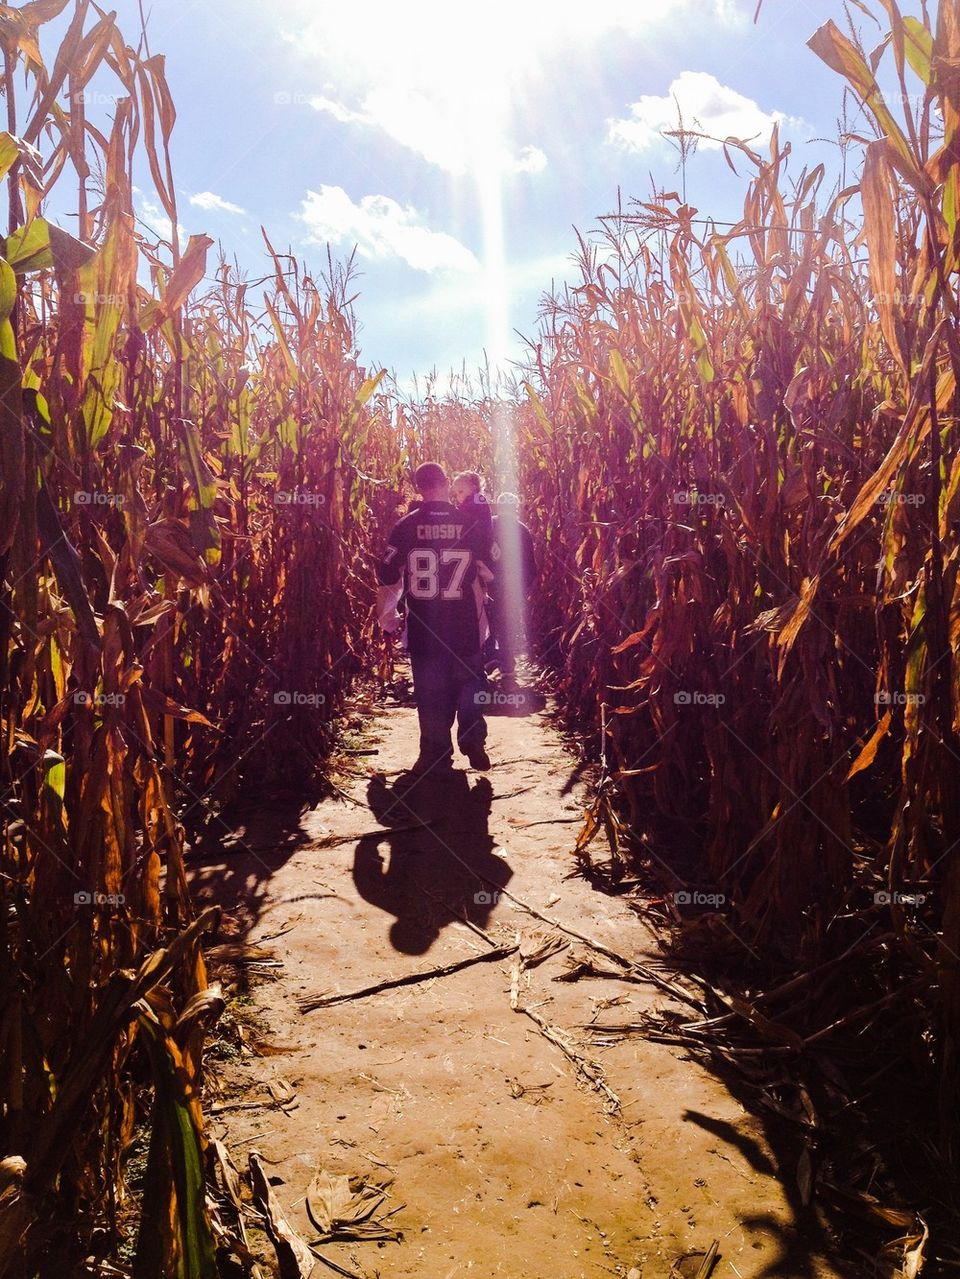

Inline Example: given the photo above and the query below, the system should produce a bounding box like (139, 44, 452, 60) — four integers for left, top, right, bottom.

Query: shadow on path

(353, 768, 514, 955)
(188, 792, 318, 956)
(477, 682, 546, 717)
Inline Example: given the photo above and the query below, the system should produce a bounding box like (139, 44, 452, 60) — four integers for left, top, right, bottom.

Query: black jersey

(376, 500, 486, 658)
(491, 513, 538, 594)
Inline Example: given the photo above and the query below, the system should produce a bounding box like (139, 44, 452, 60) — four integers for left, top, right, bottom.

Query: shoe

(463, 744, 491, 771)
(484, 658, 501, 676)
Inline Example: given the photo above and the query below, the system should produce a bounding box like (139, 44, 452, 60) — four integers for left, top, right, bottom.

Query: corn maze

(1, 0, 959, 1272)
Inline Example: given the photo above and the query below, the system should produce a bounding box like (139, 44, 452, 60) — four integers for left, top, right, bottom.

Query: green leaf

(0, 317, 16, 363)
(575, 377, 597, 422)
(682, 309, 715, 383)
(355, 368, 386, 408)
(262, 296, 298, 382)
(6, 219, 51, 272)
(5, 218, 95, 274)
(524, 382, 553, 437)
(945, 166, 959, 239)
(174, 419, 221, 566)
(0, 133, 19, 184)
(136, 1017, 219, 1279)
(902, 16, 933, 86)
(43, 750, 66, 801)
(609, 349, 631, 397)
(78, 217, 128, 445)
(695, 347, 716, 383)
(0, 306, 21, 553)
(0, 259, 17, 324)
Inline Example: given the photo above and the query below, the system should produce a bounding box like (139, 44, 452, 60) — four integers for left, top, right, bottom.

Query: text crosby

(416, 523, 464, 540)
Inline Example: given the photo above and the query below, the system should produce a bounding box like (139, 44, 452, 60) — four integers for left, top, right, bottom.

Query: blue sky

(58, 0, 913, 387)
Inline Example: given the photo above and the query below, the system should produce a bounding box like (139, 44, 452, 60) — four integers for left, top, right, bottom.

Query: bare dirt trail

(191, 680, 845, 1279)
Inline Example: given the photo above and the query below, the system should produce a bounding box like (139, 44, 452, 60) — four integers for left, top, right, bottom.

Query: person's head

(496, 491, 520, 516)
(452, 470, 482, 507)
(413, 461, 449, 501)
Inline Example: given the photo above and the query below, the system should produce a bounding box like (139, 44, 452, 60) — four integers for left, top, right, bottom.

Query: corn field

(0, 1, 396, 1271)
(1, 0, 959, 1271)
(518, 0, 960, 1164)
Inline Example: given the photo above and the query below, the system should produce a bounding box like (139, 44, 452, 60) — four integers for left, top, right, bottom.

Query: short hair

(496, 491, 520, 507)
(453, 470, 482, 492)
(413, 461, 447, 492)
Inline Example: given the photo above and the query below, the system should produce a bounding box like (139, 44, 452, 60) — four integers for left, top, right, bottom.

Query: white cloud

(297, 186, 479, 275)
(509, 146, 548, 175)
(390, 250, 580, 323)
(134, 189, 185, 243)
(310, 89, 546, 178)
(608, 71, 790, 152)
(288, 0, 743, 78)
(712, 0, 746, 24)
(189, 190, 245, 215)
(284, 0, 746, 177)
(312, 88, 462, 174)
(308, 94, 362, 126)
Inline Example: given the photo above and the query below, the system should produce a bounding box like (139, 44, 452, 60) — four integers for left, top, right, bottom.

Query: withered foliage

(516, 0, 960, 1160)
(3, 0, 960, 1272)
(0, 2, 398, 1272)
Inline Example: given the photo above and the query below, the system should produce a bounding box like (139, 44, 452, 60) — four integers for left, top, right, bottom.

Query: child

(452, 471, 495, 651)
(452, 471, 493, 558)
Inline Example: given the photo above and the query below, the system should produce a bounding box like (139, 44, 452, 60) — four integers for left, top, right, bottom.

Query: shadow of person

(353, 769, 513, 956)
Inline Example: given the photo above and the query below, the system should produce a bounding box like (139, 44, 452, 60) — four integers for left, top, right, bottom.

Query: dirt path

(191, 681, 844, 1279)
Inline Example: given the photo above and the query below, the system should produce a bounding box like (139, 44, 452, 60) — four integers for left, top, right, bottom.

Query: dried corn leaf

(249, 1152, 315, 1279)
(305, 1169, 401, 1243)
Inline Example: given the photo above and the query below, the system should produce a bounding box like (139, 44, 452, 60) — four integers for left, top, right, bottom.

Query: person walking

(486, 492, 537, 683)
(376, 462, 492, 776)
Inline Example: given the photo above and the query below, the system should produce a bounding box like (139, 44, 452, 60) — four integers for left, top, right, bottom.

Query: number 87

(407, 549, 471, 600)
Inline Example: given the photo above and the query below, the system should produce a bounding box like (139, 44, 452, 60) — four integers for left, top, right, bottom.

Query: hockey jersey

(376, 499, 489, 658)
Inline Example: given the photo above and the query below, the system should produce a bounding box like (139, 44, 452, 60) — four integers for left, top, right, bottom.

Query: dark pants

(409, 648, 487, 768)
(485, 594, 523, 676)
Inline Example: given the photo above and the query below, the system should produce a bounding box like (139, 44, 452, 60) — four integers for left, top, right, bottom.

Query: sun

(295, 0, 516, 162)
(290, 0, 517, 369)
